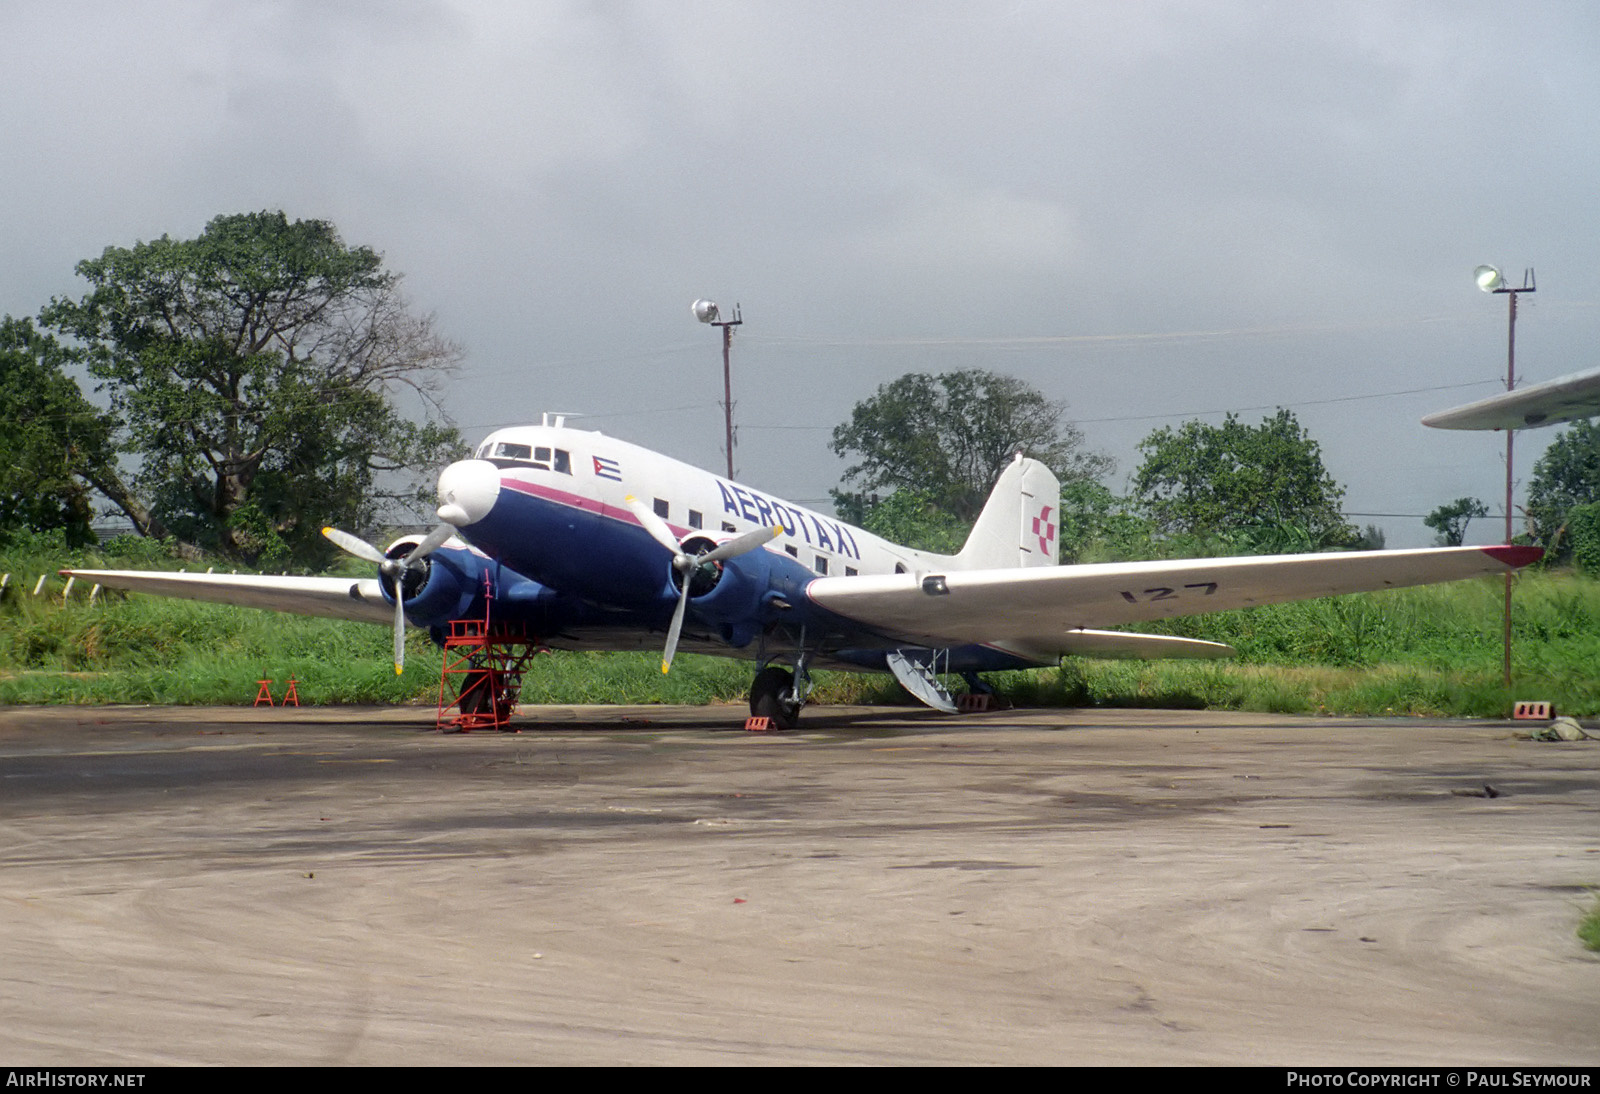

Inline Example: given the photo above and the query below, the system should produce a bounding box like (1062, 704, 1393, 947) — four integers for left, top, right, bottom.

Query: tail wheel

(749, 666, 801, 730)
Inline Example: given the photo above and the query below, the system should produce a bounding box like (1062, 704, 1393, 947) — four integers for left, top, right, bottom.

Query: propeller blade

(403, 522, 456, 566)
(322, 526, 387, 566)
(623, 495, 686, 561)
(700, 525, 782, 564)
(661, 578, 691, 674)
(393, 577, 406, 675)
(658, 528, 780, 675)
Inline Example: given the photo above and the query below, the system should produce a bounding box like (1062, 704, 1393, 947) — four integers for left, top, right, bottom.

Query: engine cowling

(378, 538, 490, 626)
(671, 535, 776, 648)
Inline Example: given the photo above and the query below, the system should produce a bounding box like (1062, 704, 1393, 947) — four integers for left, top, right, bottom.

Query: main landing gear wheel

(749, 666, 801, 730)
(458, 669, 514, 727)
(459, 670, 493, 716)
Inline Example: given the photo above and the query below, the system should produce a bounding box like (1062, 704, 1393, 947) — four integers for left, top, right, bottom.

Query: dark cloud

(3, 1, 1596, 540)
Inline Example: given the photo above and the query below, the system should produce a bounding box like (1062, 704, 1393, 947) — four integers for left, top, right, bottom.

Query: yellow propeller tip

(661, 662, 671, 674)
(394, 664, 403, 675)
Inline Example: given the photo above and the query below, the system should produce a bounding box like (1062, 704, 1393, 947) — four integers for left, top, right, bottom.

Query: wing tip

(1481, 544, 1543, 568)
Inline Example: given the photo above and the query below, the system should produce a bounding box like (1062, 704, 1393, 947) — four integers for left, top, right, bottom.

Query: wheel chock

(956, 692, 993, 713)
(1512, 700, 1554, 720)
(744, 716, 771, 732)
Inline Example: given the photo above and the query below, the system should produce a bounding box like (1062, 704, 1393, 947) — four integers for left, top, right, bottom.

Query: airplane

(65, 415, 1542, 730)
(1423, 365, 1600, 431)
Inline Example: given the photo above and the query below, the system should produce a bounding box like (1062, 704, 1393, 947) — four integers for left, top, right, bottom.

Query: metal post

(722, 321, 735, 481)
(693, 299, 743, 480)
(1503, 289, 1516, 689)
(1484, 269, 1533, 691)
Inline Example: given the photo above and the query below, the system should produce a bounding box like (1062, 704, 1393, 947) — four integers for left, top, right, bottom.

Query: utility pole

(1475, 265, 1536, 689)
(692, 299, 743, 480)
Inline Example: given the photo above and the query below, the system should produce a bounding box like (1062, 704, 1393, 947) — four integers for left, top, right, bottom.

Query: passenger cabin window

(845, 566, 858, 576)
(815, 556, 828, 575)
(653, 498, 669, 520)
(688, 510, 703, 530)
(722, 521, 736, 533)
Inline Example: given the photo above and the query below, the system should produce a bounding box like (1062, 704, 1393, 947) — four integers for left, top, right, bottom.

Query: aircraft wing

(805, 545, 1541, 653)
(1423, 366, 1600, 430)
(61, 569, 394, 625)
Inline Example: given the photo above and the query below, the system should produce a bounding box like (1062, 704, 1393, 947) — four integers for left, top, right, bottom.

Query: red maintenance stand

(435, 574, 543, 732)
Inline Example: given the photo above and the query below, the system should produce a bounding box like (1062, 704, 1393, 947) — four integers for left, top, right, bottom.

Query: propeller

(322, 523, 456, 674)
(623, 495, 780, 674)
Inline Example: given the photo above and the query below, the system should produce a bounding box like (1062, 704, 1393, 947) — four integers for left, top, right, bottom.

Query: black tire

(459, 670, 494, 717)
(749, 666, 801, 730)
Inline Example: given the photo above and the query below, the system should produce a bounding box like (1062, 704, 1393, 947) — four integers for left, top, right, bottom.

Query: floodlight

(1475, 265, 1504, 292)
(692, 299, 720, 324)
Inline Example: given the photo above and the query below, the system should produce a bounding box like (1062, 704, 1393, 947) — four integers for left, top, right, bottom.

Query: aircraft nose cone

(436, 459, 500, 527)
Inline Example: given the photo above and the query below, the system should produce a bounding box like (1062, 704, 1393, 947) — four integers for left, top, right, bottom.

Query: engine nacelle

(378, 538, 491, 626)
(673, 536, 778, 648)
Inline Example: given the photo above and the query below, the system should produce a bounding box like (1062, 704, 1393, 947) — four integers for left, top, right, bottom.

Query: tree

(0, 317, 120, 546)
(1524, 419, 1600, 559)
(830, 370, 1111, 523)
(43, 211, 464, 567)
(1056, 480, 1155, 562)
(1565, 501, 1600, 576)
(1131, 409, 1356, 550)
(1424, 497, 1488, 547)
(831, 487, 969, 554)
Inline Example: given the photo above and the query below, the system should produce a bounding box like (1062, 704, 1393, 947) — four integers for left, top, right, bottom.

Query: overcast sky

(5, 1, 1598, 546)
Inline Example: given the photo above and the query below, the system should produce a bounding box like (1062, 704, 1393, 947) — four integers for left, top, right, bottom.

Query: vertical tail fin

(954, 454, 1060, 570)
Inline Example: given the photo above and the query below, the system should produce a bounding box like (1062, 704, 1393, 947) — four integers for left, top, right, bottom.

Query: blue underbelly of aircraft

(465, 480, 669, 606)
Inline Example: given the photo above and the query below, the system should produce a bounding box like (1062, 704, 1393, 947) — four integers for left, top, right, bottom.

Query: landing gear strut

(435, 571, 541, 732)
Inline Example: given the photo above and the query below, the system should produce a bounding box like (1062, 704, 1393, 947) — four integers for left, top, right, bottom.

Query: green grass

(1581, 897, 1600, 953)
(5, 534, 1600, 717)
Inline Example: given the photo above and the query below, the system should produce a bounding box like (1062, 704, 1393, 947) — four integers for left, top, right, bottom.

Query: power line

(1074, 379, 1499, 425)
(741, 378, 1503, 432)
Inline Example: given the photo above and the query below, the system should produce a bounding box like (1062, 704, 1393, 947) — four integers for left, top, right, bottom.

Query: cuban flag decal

(593, 455, 623, 481)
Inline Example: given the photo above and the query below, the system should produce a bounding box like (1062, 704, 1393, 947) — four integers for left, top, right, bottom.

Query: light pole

(1475, 264, 1535, 690)
(692, 299, 743, 480)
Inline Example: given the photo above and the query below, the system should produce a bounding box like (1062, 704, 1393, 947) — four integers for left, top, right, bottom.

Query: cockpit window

(483, 442, 573, 474)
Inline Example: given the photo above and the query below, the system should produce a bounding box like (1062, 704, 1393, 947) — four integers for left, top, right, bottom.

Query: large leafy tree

(1524, 419, 1600, 558)
(830, 369, 1111, 524)
(1132, 409, 1356, 550)
(43, 211, 464, 567)
(1424, 496, 1488, 547)
(0, 317, 122, 546)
